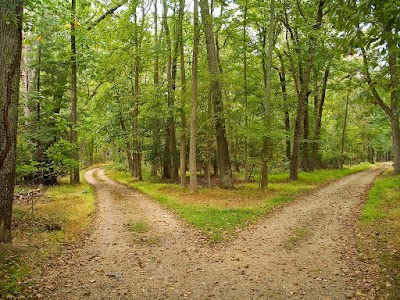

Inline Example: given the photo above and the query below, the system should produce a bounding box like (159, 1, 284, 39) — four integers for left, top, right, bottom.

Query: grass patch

(359, 170, 400, 299)
(0, 174, 95, 298)
(106, 163, 372, 243)
(127, 220, 159, 245)
(128, 221, 150, 234)
(283, 226, 312, 250)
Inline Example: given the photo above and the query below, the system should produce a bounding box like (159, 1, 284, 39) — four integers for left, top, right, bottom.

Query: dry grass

(158, 185, 275, 208)
(0, 175, 95, 298)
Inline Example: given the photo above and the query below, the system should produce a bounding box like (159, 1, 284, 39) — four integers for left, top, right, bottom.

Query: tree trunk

(260, 0, 275, 190)
(151, 0, 160, 178)
(199, 0, 233, 188)
(276, 51, 291, 160)
(386, 25, 400, 174)
(132, 11, 142, 180)
(289, 0, 324, 181)
(70, 0, 79, 184)
(178, 0, 187, 188)
(163, 0, 178, 181)
(310, 65, 329, 171)
(243, 0, 249, 181)
(301, 93, 310, 171)
(189, 0, 200, 192)
(0, 0, 23, 243)
(116, 98, 134, 176)
(362, 41, 400, 173)
(340, 93, 349, 169)
(390, 115, 400, 173)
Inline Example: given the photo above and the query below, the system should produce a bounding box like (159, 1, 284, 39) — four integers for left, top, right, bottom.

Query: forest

(0, 0, 400, 298)
(1, 0, 399, 236)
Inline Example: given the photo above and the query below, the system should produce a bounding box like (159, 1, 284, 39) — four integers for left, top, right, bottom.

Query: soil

(33, 165, 388, 300)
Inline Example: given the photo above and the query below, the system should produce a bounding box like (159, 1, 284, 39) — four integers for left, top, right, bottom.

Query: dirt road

(37, 166, 386, 299)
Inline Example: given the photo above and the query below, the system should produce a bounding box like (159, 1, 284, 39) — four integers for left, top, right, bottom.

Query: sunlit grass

(106, 163, 372, 242)
(359, 170, 400, 298)
(0, 173, 95, 297)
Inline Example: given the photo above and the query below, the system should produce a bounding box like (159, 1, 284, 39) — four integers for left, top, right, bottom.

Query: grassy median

(106, 163, 372, 242)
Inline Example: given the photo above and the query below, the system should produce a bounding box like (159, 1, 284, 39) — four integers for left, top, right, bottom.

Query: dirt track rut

(38, 166, 387, 299)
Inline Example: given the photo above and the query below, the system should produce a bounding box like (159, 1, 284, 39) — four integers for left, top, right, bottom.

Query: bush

(45, 139, 79, 177)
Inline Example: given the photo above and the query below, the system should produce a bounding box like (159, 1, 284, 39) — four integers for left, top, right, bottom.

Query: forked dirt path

(37, 165, 388, 299)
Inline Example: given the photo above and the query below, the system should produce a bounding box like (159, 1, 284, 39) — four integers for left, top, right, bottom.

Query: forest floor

(32, 165, 389, 300)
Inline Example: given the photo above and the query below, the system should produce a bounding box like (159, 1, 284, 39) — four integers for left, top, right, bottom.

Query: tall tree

(260, 0, 276, 189)
(285, 0, 325, 180)
(309, 64, 330, 170)
(70, 0, 79, 184)
(178, 0, 187, 187)
(199, 0, 233, 188)
(242, 0, 249, 181)
(335, 0, 400, 173)
(189, 0, 200, 192)
(0, 0, 23, 243)
(162, 0, 179, 181)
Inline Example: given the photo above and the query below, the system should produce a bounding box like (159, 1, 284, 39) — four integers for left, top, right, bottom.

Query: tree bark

(132, 10, 142, 180)
(340, 93, 349, 169)
(189, 0, 200, 192)
(116, 97, 134, 176)
(151, 0, 160, 178)
(178, 0, 187, 188)
(243, 0, 249, 181)
(260, 0, 275, 190)
(70, 0, 80, 184)
(199, 0, 233, 188)
(163, 0, 178, 181)
(310, 65, 329, 170)
(289, 0, 324, 181)
(362, 43, 400, 174)
(301, 92, 310, 171)
(276, 51, 291, 160)
(0, 0, 23, 243)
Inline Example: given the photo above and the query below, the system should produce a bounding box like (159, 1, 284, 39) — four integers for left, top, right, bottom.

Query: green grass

(283, 226, 312, 250)
(0, 174, 95, 298)
(128, 221, 150, 233)
(359, 171, 400, 299)
(106, 163, 372, 243)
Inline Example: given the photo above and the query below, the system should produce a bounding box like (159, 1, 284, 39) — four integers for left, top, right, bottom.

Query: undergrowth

(0, 175, 95, 298)
(359, 170, 400, 299)
(106, 163, 372, 243)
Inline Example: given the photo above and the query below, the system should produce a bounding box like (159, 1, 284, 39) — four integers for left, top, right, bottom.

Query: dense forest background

(15, 0, 399, 190)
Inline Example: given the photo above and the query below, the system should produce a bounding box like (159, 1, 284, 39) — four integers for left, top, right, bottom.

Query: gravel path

(38, 165, 388, 299)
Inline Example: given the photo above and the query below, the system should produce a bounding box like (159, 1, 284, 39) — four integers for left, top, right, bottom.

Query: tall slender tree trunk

(362, 41, 400, 173)
(199, 0, 233, 189)
(289, 0, 324, 180)
(276, 51, 291, 160)
(178, 0, 187, 188)
(386, 26, 400, 174)
(301, 93, 310, 171)
(132, 11, 142, 180)
(310, 65, 329, 170)
(163, 0, 178, 181)
(340, 94, 349, 169)
(243, 0, 249, 181)
(260, 0, 275, 190)
(70, 0, 80, 184)
(189, 0, 200, 192)
(152, 0, 160, 178)
(116, 98, 134, 176)
(0, 0, 23, 243)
